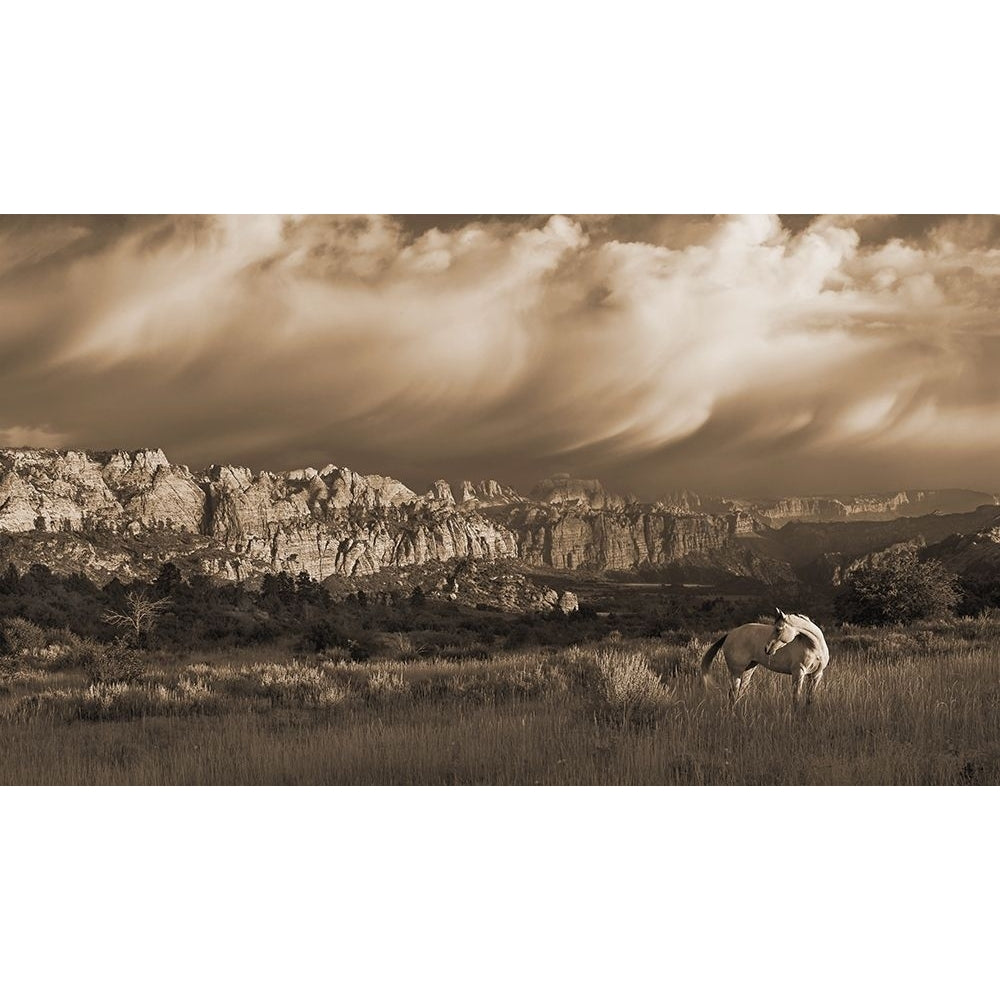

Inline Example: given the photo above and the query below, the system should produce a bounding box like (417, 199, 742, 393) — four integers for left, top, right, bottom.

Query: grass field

(2, 621, 999, 784)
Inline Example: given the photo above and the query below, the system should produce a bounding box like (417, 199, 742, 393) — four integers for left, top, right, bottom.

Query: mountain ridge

(1, 448, 997, 590)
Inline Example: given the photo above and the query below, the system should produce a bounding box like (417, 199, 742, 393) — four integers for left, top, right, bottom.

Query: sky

(1, 213, 999, 499)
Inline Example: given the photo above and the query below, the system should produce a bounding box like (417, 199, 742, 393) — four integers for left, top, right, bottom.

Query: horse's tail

(700, 634, 727, 687)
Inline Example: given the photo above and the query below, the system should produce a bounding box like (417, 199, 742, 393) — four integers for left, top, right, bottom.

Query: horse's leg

(791, 667, 806, 710)
(728, 670, 743, 706)
(729, 664, 758, 706)
(806, 669, 824, 707)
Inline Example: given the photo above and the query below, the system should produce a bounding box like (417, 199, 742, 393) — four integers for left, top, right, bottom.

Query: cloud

(0, 213, 998, 497)
(0, 425, 68, 448)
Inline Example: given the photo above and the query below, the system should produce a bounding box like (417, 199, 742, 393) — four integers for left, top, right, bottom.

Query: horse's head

(765, 607, 797, 656)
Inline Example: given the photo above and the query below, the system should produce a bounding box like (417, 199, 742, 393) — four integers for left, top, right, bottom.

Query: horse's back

(726, 623, 771, 643)
(722, 623, 770, 664)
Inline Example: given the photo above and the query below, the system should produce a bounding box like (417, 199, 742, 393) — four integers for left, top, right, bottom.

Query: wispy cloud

(0, 213, 998, 496)
(0, 425, 68, 448)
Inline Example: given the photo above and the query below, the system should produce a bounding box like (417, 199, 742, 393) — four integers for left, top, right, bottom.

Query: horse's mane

(785, 612, 828, 655)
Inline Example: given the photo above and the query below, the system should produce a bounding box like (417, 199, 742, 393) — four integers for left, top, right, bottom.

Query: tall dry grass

(0, 625, 998, 784)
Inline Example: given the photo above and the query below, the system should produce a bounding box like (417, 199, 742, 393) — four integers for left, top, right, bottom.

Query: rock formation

(459, 479, 525, 505)
(558, 591, 579, 614)
(727, 489, 996, 527)
(529, 475, 635, 511)
(425, 480, 456, 504)
(0, 449, 521, 582)
(498, 505, 750, 573)
(3, 447, 992, 590)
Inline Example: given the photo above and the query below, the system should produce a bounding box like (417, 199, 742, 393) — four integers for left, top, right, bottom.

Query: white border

(3, 789, 996, 998)
(2, 2, 997, 997)
(2, 2, 997, 212)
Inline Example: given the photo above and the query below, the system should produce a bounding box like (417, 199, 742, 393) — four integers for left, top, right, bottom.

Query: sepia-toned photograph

(2, 213, 998, 785)
(5, 6, 997, 999)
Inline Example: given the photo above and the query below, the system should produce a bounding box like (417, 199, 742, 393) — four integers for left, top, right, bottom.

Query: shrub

(302, 620, 376, 660)
(319, 645, 355, 664)
(835, 548, 960, 625)
(486, 661, 569, 699)
(0, 617, 46, 656)
(406, 656, 569, 704)
(49, 636, 106, 673)
(197, 661, 350, 708)
(371, 632, 426, 660)
(581, 648, 673, 725)
(80, 642, 146, 685)
(650, 644, 698, 679)
(302, 619, 348, 653)
(12, 677, 222, 723)
(256, 662, 330, 706)
(72, 678, 221, 721)
(102, 591, 172, 647)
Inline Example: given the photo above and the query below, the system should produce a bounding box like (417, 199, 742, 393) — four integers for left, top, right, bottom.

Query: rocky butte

(0, 450, 778, 585)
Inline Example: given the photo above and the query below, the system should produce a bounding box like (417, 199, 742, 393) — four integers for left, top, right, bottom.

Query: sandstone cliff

(0, 448, 206, 534)
(0, 450, 521, 582)
(9, 447, 963, 589)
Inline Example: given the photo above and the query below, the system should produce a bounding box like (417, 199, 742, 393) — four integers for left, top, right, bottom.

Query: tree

(835, 547, 959, 625)
(154, 561, 183, 597)
(103, 590, 172, 645)
(261, 571, 296, 611)
(0, 564, 19, 596)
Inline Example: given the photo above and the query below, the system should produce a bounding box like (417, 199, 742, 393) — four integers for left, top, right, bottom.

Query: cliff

(0, 450, 520, 582)
(0, 448, 776, 585)
(5, 448, 985, 590)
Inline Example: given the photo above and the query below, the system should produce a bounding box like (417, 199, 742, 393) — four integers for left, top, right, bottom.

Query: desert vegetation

(834, 546, 960, 625)
(1, 553, 999, 784)
(1, 614, 998, 784)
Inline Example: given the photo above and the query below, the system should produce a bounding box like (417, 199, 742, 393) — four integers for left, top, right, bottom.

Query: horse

(699, 608, 829, 707)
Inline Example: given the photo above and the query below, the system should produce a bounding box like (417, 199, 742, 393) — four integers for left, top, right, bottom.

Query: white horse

(700, 608, 829, 707)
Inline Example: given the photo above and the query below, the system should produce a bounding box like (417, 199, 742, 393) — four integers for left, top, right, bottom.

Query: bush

(72, 678, 221, 721)
(80, 642, 146, 685)
(650, 642, 700, 679)
(12, 677, 222, 723)
(302, 620, 376, 660)
(180, 661, 351, 709)
(302, 619, 348, 653)
(49, 636, 106, 673)
(485, 661, 569, 699)
(0, 617, 46, 656)
(580, 648, 673, 725)
(371, 632, 425, 660)
(256, 662, 331, 706)
(835, 548, 960, 625)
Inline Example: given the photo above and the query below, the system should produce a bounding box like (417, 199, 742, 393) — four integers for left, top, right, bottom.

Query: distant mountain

(528, 474, 636, 511)
(659, 488, 997, 526)
(0, 449, 517, 583)
(1, 448, 998, 593)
